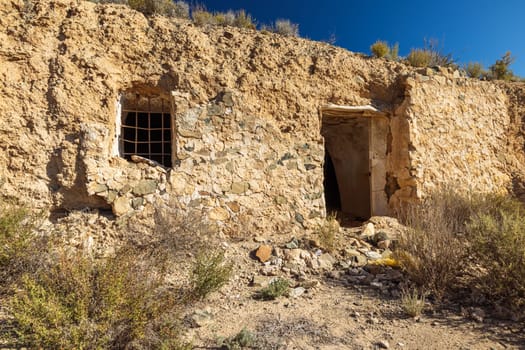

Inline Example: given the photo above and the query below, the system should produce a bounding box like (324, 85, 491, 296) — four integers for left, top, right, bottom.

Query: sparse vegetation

(467, 196, 525, 308)
(192, 7, 255, 29)
(256, 278, 290, 300)
(465, 61, 484, 79)
(490, 51, 516, 81)
(0, 202, 44, 295)
(400, 288, 427, 317)
(395, 191, 469, 300)
(218, 328, 257, 350)
(189, 250, 233, 301)
(271, 19, 299, 37)
(1, 203, 231, 349)
(370, 40, 399, 60)
(396, 190, 525, 312)
(406, 39, 456, 68)
(91, 0, 190, 18)
(317, 213, 339, 252)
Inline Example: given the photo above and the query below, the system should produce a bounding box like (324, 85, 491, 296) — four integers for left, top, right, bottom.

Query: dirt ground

(183, 238, 525, 350)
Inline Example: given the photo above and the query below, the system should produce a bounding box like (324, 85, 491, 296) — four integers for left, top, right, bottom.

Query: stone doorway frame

(320, 104, 389, 217)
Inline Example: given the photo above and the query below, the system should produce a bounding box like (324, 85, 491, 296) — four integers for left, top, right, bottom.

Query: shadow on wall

(46, 134, 110, 212)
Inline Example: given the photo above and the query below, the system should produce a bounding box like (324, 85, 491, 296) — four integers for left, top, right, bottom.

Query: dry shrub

(317, 213, 339, 252)
(400, 288, 427, 317)
(407, 48, 432, 67)
(93, 0, 190, 18)
(256, 278, 290, 300)
(395, 191, 471, 300)
(467, 196, 525, 308)
(465, 61, 483, 79)
(370, 40, 389, 58)
(272, 19, 299, 37)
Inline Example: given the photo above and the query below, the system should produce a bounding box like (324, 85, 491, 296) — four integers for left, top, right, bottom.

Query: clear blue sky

(197, 0, 525, 77)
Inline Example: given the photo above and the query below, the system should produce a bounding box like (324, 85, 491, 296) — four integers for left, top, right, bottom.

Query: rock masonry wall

(1, 0, 525, 236)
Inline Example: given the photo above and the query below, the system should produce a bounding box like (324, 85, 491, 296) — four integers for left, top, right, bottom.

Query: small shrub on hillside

(192, 7, 215, 26)
(189, 250, 232, 300)
(407, 39, 456, 68)
(272, 19, 299, 37)
(232, 9, 256, 29)
(256, 278, 290, 300)
(407, 48, 432, 67)
(490, 51, 516, 81)
(93, 0, 190, 18)
(370, 40, 389, 58)
(467, 197, 525, 308)
(465, 62, 483, 79)
(370, 41, 399, 60)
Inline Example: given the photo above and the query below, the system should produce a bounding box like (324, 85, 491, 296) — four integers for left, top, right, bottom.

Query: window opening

(120, 93, 172, 167)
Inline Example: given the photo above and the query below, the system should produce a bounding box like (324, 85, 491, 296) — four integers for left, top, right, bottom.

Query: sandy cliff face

(1, 0, 524, 237)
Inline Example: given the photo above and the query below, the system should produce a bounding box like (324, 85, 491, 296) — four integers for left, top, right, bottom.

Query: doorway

(322, 116, 371, 220)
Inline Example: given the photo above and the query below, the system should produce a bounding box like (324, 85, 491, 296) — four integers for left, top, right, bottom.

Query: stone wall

(1, 0, 525, 237)
(399, 69, 512, 201)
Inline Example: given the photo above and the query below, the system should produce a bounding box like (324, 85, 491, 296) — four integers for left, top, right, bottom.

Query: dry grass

(400, 288, 427, 317)
(317, 214, 339, 252)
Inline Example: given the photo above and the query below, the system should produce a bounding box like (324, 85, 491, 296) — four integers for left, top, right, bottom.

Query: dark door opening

(322, 117, 371, 221)
(323, 151, 341, 213)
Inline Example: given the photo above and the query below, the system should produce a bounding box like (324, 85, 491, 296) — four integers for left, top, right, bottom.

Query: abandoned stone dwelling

(1, 0, 525, 235)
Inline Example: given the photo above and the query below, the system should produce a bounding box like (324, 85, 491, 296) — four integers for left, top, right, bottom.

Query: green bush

(489, 51, 516, 81)
(0, 202, 44, 295)
(370, 40, 389, 58)
(256, 278, 290, 300)
(218, 328, 257, 350)
(232, 9, 256, 29)
(467, 197, 525, 307)
(189, 250, 232, 300)
(10, 247, 190, 349)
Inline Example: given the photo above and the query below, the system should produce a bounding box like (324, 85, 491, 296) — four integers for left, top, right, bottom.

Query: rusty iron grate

(121, 96, 172, 167)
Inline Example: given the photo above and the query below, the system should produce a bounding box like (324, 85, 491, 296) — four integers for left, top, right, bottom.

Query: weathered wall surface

(1, 0, 525, 236)
(393, 70, 516, 203)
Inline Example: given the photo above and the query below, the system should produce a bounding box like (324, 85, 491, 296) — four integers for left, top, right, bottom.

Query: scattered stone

(253, 236, 266, 243)
(91, 183, 108, 194)
(361, 222, 375, 238)
(285, 237, 299, 249)
(225, 201, 240, 212)
(317, 253, 336, 270)
(376, 340, 390, 349)
(289, 287, 306, 298)
(255, 244, 273, 263)
(365, 251, 382, 260)
(351, 255, 368, 267)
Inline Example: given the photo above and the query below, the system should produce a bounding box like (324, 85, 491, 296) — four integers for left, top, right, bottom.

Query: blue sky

(197, 0, 525, 77)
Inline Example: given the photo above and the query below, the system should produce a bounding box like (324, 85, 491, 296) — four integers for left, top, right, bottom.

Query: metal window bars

(120, 94, 172, 167)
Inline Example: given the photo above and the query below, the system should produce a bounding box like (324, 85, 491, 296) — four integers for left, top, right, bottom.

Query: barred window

(119, 92, 172, 167)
